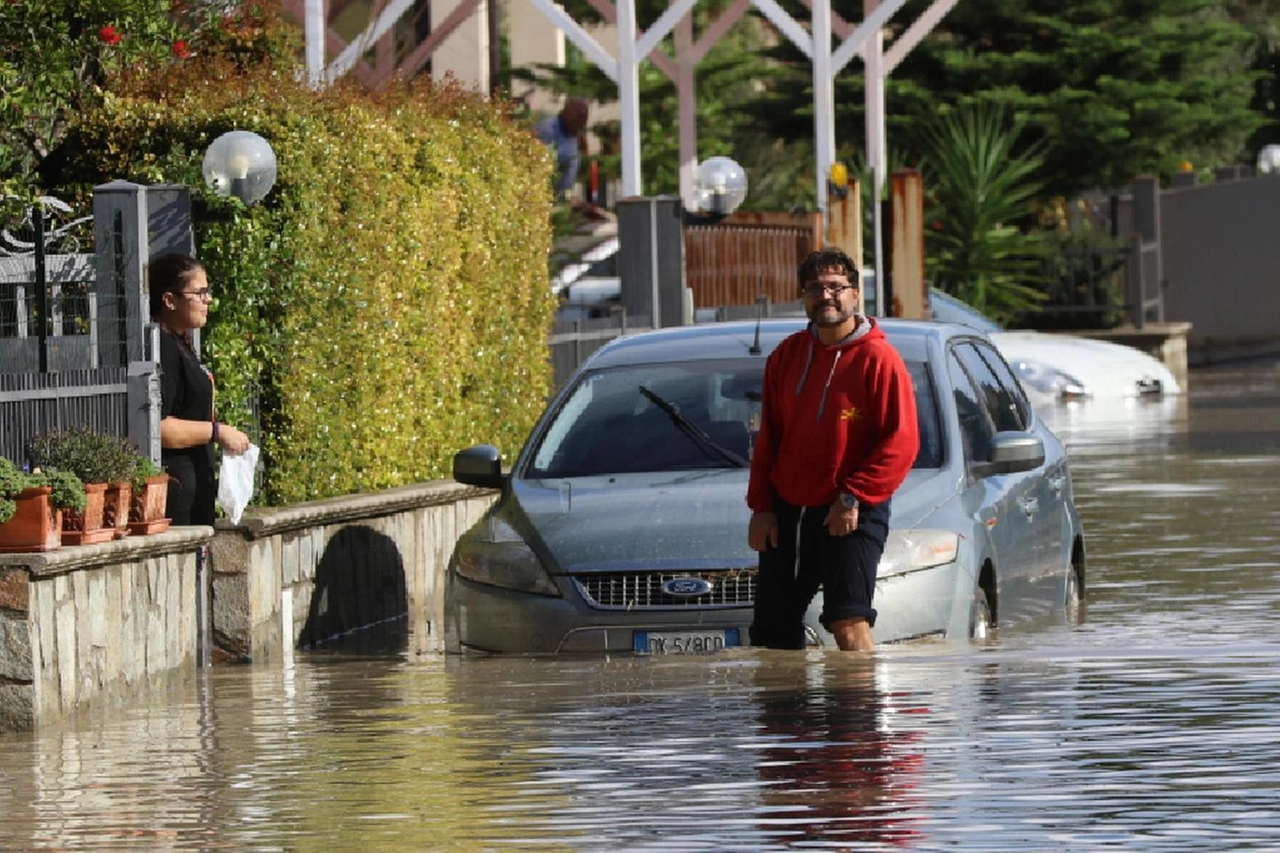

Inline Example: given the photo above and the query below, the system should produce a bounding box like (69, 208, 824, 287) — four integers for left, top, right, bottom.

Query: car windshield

(525, 357, 943, 478)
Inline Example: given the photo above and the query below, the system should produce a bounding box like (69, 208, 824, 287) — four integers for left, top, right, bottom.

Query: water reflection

(749, 654, 926, 849)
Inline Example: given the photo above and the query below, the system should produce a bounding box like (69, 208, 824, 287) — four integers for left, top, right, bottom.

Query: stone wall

(0, 528, 210, 731)
(208, 482, 497, 663)
(0, 481, 496, 731)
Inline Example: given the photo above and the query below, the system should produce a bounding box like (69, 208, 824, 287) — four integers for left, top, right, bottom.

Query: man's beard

(807, 300, 855, 328)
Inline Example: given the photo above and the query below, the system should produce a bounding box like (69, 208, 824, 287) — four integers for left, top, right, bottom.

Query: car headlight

(454, 516, 561, 597)
(878, 530, 960, 577)
(1010, 358, 1088, 400)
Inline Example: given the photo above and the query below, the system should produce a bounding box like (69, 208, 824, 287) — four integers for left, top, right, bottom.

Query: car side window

(954, 342, 1026, 432)
(947, 350, 995, 464)
(971, 341, 1033, 429)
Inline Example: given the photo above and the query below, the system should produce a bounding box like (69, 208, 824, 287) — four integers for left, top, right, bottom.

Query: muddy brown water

(2, 360, 1279, 852)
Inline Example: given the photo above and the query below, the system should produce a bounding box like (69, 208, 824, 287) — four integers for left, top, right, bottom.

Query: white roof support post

(675, 16, 698, 207)
(812, 0, 835, 218)
(865, 21, 886, 310)
(616, 0, 643, 196)
(305, 0, 325, 88)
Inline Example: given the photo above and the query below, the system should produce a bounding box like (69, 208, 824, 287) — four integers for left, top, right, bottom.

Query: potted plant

(98, 436, 140, 539)
(128, 454, 171, 535)
(27, 427, 122, 545)
(0, 457, 62, 553)
(0, 459, 85, 553)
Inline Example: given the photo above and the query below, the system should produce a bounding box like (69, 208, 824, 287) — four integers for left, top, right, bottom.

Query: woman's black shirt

(159, 329, 215, 525)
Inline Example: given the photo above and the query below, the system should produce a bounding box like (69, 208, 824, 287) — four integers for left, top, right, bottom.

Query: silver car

(446, 319, 1086, 654)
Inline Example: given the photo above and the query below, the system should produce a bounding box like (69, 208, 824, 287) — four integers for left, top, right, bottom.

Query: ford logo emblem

(662, 577, 713, 597)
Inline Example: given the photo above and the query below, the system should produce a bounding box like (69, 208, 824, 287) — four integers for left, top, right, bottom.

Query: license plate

(633, 629, 739, 655)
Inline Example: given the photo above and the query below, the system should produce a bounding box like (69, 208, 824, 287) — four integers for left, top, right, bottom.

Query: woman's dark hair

(148, 253, 205, 319)
(798, 247, 859, 292)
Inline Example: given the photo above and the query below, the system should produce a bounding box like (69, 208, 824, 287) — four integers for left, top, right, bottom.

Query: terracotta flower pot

(104, 481, 132, 539)
(127, 474, 171, 535)
(62, 482, 115, 546)
(0, 487, 63, 553)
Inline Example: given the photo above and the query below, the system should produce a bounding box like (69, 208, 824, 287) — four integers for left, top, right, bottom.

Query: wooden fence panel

(684, 225, 816, 308)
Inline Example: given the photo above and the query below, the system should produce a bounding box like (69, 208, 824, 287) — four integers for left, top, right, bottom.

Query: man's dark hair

(798, 247, 859, 293)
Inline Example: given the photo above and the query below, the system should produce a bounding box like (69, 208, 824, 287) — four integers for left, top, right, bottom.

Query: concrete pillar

(617, 197, 686, 328)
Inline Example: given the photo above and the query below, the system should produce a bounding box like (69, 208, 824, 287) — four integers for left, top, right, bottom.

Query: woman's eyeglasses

(180, 289, 213, 301)
(802, 283, 856, 298)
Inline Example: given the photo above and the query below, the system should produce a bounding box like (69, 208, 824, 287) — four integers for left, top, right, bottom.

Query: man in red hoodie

(747, 248, 919, 651)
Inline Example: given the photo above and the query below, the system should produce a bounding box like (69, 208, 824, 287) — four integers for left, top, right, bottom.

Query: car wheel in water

(970, 587, 993, 639)
(1063, 566, 1083, 625)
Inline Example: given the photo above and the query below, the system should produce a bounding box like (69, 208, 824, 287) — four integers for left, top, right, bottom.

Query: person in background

(746, 247, 919, 651)
(536, 97, 589, 199)
(148, 253, 251, 525)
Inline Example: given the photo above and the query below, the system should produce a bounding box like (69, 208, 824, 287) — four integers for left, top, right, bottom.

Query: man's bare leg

(830, 617, 874, 651)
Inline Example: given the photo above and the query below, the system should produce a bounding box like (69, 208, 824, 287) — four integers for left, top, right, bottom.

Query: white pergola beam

(325, 0, 417, 83)
(636, 0, 701, 62)
(884, 0, 960, 74)
(749, 0, 813, 59)
(831, 0, 910, 75)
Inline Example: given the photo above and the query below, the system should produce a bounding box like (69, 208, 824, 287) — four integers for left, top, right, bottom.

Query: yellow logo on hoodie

(840, 406, 859, 421)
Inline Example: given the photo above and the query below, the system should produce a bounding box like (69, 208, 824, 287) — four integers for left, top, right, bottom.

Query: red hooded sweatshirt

(747, 319, 919, 512)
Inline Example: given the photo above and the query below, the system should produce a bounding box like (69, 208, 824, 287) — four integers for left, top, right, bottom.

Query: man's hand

(824, 501, 859, 537)
(748, 511, 778, 552)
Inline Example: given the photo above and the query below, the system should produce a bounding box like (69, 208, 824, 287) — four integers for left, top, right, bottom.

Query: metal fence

(1, 191, 168, 467)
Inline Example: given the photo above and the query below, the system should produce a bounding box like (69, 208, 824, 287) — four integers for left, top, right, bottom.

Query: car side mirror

(985, 431, 1045, 475)
(453, 444, 506, 489)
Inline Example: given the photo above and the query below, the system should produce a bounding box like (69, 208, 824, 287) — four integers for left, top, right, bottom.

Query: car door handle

(1019, 497, 1039, 517)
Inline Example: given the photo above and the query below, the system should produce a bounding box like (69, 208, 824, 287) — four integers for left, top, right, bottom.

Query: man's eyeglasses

(180, 289, 213, 301)
(802, 282, 856, 298)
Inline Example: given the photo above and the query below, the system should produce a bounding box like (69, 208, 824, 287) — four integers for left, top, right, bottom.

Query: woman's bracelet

(211, 420, 220, 445)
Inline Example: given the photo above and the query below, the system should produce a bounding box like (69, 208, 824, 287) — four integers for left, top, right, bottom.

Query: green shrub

(31, 469, 88, 513)
(131, 455, 165, 493)
(27, 427, 137, 485)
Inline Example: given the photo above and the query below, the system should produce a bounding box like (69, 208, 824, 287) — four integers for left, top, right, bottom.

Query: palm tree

(920, 102, 1049, 323)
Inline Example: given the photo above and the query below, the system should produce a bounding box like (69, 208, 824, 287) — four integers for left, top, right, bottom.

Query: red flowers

(172, 40, 190, 58)
(98, 25, 122, 46)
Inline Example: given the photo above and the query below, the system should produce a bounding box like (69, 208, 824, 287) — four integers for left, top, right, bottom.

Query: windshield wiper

(638, 385, 749, 468)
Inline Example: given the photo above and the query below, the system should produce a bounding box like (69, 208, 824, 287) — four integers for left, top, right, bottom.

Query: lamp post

(202, 131, 277, 205)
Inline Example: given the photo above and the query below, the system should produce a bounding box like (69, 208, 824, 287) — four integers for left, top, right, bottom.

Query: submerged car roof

(581, 318, 977, 370)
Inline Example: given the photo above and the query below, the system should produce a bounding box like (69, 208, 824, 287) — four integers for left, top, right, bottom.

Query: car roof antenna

(749, 298, 764, 355)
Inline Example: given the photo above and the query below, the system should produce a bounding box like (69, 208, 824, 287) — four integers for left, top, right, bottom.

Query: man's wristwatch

(839, 492, 860, 511)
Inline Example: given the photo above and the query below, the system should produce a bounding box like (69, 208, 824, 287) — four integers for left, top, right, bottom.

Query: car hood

(992, 331, 1181, 398)
(510, 467, 957, 573)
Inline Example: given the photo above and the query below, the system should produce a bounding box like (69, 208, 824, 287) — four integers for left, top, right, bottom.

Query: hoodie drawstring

(793, 338, 842, 420)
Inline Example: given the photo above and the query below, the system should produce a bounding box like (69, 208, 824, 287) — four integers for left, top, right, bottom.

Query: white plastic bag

(217, 443, 260, 524)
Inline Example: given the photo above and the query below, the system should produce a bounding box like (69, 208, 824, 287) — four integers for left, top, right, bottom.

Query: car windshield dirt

(525, 358, 942, 479)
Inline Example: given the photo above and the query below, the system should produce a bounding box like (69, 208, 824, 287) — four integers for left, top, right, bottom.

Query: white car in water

(926, 289, 1182, 404)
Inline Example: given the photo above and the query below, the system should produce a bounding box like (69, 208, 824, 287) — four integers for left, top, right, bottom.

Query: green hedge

(61, 35, 556, 505)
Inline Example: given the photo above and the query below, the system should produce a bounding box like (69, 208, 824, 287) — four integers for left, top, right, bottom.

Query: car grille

(573, 569, 757, 610)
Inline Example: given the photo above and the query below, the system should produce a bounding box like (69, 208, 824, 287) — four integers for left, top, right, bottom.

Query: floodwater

(2, 361, 1280, 852)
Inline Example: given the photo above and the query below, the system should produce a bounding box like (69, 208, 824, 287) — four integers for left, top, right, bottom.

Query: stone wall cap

(215, 480, 497, 540)
(0, 526, 213, 577)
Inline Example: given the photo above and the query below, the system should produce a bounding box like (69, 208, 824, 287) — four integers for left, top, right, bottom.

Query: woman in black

(149, 254, 251, 524)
